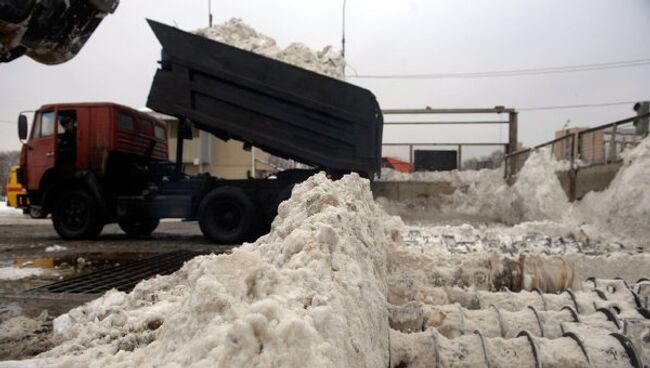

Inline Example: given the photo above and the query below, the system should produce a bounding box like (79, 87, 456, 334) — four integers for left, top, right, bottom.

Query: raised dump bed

(146, 20, 383, 177)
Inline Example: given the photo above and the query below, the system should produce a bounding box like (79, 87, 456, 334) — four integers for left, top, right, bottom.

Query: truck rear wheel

(198, 187, 256, 244)
(52, 189, 104, 240)
(119, 219, 160, 237)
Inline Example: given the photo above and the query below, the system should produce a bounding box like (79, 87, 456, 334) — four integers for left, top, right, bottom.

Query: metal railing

(382, 107, 517, 172)
(383, 143, 508, 171)
(505, 112, 650, 179)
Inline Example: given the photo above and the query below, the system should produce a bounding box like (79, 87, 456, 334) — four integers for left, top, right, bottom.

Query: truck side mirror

(18, 114, 28, 140)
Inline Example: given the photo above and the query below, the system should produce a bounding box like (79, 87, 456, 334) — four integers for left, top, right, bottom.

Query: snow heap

(421, 147, 574, 225)
(579, 136, 650, 243)
(378, 137, 650, 248)
(195, 18, 345, 80)
(18, 173, 401, 368)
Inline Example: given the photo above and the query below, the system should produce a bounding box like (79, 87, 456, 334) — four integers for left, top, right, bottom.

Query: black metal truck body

(128, 21, 384, 243)
(146, 20, 383, 178)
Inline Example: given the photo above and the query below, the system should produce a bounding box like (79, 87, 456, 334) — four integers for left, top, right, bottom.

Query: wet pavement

(0, 216, 236, 360)
(0, 216, 234, 308)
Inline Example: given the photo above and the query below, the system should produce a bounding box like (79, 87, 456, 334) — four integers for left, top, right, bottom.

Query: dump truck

(16, 21, 383, 243)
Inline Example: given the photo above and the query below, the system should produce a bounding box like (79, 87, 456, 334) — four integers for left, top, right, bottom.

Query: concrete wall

(372, 162, 623, 204)
(574, 162, 622, 200)
(371, 181, 455, 201)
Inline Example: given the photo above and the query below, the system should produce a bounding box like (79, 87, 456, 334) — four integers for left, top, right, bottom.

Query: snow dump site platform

(2, 146, 650, 366)
(2, 18, 650, 368)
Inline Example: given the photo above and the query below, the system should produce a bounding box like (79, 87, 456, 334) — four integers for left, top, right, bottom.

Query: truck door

(25, 110, 56, 190)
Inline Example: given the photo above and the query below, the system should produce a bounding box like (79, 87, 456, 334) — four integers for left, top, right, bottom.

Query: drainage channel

(1, 250, 211, 316)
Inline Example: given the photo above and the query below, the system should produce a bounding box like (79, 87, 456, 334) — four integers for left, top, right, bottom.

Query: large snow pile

(195, 18, 345, 80)
(12, 173, 401, 368)
(393, 148, 573, 225)
(378, 137, 650, 247)
(579, 136, 650, 243)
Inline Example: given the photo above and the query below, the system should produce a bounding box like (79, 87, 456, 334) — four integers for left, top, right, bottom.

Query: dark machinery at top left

(0, 0, 119, 65)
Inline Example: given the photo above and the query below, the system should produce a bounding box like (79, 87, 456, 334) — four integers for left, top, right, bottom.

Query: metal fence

(505, 112, 650, 179)
(382, 107, 517, 172)
(383, 143, 508, 171)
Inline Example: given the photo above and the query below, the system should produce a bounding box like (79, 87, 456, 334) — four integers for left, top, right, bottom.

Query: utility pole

(342, 0, 347, 78)
(208, 0, 213, 27)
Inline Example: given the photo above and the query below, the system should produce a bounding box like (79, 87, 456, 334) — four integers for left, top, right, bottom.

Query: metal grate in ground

(27, 250, 205, 295)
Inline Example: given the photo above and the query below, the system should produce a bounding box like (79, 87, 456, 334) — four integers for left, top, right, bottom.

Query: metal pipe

(383, 142, 505, 146)
(175, 117, 185, 176)
(384, 121, 509, 125)
(382, 107, 516, 114)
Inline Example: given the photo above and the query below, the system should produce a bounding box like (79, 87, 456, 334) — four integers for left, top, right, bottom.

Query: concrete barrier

(371, 181, 455, 201)
(372, 162, 623, 203)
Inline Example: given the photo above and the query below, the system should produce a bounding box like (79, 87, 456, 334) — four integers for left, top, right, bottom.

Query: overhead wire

(347, 58, 650, 79)
(518, 101, 639, 112)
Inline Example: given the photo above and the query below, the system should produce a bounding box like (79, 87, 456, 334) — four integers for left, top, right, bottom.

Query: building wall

(554, 128, 604, 163)
(161, 115, 274, 179)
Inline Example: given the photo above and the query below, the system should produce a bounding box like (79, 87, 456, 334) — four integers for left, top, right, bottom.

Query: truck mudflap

(146, 20, 383, 178)
(0, 0, 119, 64)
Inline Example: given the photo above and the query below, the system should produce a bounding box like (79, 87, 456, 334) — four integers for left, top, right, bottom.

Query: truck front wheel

(52, 189, 104, 240)
(118, 219, 160, 237)
(198, 187, 256, 244)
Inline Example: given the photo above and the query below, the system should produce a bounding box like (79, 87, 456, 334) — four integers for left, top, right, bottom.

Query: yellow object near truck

(6, 165, 28, 210)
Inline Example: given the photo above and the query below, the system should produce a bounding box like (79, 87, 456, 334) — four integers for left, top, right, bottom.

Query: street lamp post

(342, 0, 347, 78)
(208, 0, 213, 27)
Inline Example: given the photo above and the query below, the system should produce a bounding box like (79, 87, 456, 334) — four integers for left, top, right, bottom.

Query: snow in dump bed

(11, 173, 401, 368)
(195, 18, 345, 80)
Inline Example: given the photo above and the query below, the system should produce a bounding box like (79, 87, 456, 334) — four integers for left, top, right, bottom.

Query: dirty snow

(44, 245, 68, 253)
(0, 202, 23, 218)
(0, 267, 45, 281)
(8, 173, 400, 368)
(195, 18, 345, 80)
(2, 138, 648, 365)
(379, 138, 650, 248)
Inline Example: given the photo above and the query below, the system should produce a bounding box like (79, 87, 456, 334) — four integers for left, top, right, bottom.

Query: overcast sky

(1, 0, 649, 157)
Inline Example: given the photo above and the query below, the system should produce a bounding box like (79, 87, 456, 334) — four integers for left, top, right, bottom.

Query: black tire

(29, 206, 46, 219)
(198, 187, 256, 244)
(118, 219, 160, 237)
(52, 189, 104, 240)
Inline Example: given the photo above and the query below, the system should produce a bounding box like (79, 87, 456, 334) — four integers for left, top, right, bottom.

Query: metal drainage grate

(28, 250, 204, 295)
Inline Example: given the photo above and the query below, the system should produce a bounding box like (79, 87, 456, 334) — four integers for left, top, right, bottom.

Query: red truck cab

(19, 103, 169, 239)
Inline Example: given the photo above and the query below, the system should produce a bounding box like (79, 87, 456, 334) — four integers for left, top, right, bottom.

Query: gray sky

(1, 0, 649, 157)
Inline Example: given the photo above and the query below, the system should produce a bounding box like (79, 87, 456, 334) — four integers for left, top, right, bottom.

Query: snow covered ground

(4, 137, 648, 366)
(0, 201, 23, 218)
(0, 267, 46, 281)
(3, 18, 649, 368)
